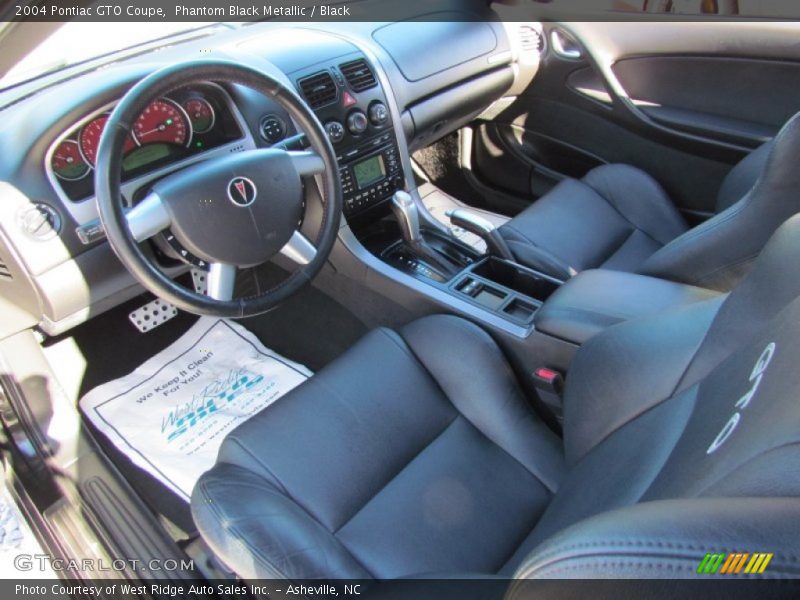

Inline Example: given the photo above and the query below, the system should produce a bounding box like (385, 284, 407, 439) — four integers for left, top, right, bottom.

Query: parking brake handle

(446, 209, 515, 261)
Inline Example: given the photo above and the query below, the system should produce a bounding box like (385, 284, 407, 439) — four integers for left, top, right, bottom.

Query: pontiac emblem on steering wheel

(227, 176, 257, 207)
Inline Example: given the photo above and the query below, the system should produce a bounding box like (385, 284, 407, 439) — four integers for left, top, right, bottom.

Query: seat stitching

(651, 194, 750, 260)
(584, 168, 667, 246)
(218, 438, 356, 546)
(517, 536, 800, 578)
(332, 415, 460, 535)
(397, 324, 560, 493)
(196, 478, 290, 580)
(597, 228, 645, 267)
(198, 476, 373, 579)
(223, 436, 291, 495)
(692, 251, 760, 287)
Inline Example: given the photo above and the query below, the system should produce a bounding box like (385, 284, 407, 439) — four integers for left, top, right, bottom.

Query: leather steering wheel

(95, 60, 342, 318)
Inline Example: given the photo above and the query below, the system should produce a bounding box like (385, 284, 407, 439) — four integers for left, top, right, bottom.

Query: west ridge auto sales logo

(161, 367, 267, 442)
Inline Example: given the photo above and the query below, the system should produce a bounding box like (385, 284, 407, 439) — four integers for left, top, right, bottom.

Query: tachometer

(78, 115, 137, 167)
(183, 97, 215, 134)
(51, 139, 89, 180)
(133, 98, 192, 147)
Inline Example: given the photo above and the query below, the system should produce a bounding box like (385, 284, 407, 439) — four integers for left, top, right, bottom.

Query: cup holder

(452, 257, 562, 324)
(470, 257, 561, 302)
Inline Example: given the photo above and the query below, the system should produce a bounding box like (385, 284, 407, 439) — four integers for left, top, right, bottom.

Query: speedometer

(133, 98, 192, 147)
(78, 115, 137, 167)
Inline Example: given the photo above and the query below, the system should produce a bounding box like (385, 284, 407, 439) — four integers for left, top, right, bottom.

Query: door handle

(551, 29, 582, 60)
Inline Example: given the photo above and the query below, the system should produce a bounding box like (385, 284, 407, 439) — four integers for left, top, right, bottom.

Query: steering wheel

(95, 60, 341, 318)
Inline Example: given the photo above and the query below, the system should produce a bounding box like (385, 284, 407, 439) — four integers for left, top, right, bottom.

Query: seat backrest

(513, 215, 800, 578)
(639, 111, 800, 292)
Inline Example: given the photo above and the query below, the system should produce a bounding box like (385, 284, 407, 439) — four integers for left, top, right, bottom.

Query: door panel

(472, 21, 800, 220)
(613, 56, 800, 143)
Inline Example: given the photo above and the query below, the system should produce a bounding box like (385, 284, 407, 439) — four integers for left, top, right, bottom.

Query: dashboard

(0, 14, 542, 338)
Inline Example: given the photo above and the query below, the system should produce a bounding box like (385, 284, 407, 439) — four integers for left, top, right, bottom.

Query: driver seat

(191, 217, 800, 580)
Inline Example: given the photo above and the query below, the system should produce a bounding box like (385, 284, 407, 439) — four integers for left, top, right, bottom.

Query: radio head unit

(339, 132, 402, 216)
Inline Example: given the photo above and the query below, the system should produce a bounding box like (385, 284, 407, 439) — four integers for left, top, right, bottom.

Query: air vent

(340, 59, 377, 92)
(0, 257, 11, 280)
(519, 25, 545, 54)
(298, 71, 337, 109)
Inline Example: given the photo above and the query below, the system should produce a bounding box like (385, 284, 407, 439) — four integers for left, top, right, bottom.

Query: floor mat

(79, 317, 311, 502)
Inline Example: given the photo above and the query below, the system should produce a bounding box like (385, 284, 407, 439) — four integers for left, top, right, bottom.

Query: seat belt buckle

(531, 367, 564, 422)
(532, 367, 564, 395)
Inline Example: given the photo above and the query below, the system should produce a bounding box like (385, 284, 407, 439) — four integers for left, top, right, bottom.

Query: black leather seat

(498, 112, 800, 291)
(192, 217, 800, 580)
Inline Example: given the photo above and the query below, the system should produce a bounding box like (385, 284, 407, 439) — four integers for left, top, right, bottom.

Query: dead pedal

(129, 298, 178, 333)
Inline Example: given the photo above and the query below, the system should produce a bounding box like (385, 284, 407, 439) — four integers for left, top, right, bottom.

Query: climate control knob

(369, 102, 389, 126)
(347, 110, 368, 135)
(325, 121, 345, 144)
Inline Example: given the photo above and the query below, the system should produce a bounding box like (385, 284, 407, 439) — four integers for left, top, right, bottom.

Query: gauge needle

(138, 119, 174, 137)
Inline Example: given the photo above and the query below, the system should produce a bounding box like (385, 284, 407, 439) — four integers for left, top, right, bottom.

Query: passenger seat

(491, 112, 800, 291)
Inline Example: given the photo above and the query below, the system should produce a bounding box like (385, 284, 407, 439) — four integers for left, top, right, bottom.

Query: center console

(296, 54, 566, 331)
(294, 56, 404, 218)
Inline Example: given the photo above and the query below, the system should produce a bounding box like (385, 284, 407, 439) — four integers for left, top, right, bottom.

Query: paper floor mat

(80, 317, 311, 501)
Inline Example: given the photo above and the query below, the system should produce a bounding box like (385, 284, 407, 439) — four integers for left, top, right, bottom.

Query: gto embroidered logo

(706, 343, 776, 454)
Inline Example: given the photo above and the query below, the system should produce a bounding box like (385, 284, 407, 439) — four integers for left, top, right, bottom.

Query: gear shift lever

(391, 191, 459, 276)
(446, 209, 515, 261)
(391, 190, 422, 244)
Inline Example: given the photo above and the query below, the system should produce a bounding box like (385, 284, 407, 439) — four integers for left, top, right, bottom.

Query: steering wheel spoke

(280, 231, 317, 265)
(207, 263, 237, 301)
(126, 192, 171, 242)
(288, 150, 326, 177)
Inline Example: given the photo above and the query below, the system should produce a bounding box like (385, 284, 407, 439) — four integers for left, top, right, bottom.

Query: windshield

(0, 21, 216, 91)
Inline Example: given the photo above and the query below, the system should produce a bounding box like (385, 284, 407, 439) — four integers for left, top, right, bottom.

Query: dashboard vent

(340, 59, 377, 92)
(298, 71, 337, 109)
(0, 257, 11, 280)
(519, 25, 545, 54)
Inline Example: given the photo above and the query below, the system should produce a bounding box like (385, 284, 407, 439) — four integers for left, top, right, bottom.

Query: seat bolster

(582, 164, 687, 245)
(563, 297, 722, 465)
(400, 315, 564, 492)
(191, 463, 371, 580)
(511, 497, 800, 580)
(715, 140, 772, 212)
(641, 112, 800, 291)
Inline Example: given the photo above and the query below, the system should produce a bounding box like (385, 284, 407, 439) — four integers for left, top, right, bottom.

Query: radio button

(347, 110, 369, 135)
(369, 102, 389, 126)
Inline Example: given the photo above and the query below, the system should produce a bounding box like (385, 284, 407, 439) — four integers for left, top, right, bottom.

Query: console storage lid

(535, 269, 721, 345)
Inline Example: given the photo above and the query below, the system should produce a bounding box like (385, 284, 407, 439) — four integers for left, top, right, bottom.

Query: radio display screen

(353, 154, 386, 189)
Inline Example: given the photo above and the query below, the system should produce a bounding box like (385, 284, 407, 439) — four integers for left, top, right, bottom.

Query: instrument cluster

(50, 84, 242, 202)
